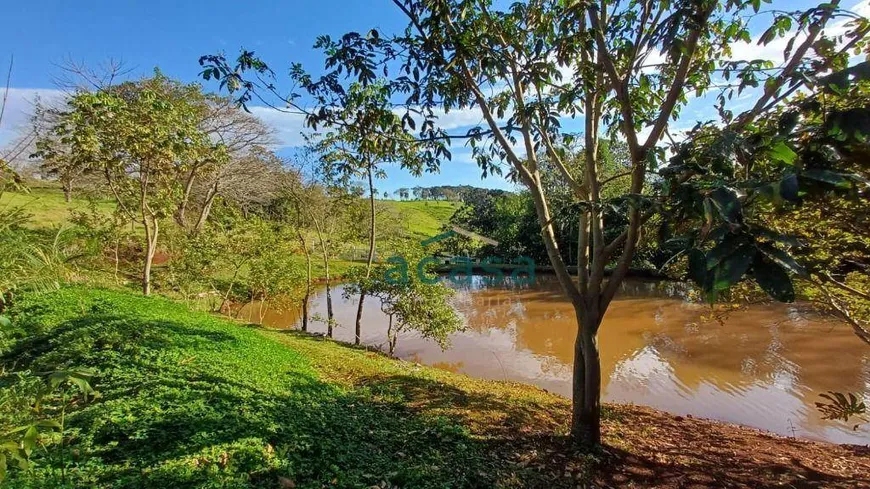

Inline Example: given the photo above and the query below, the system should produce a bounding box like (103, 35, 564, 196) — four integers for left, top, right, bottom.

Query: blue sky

(1, 0, 867, 194)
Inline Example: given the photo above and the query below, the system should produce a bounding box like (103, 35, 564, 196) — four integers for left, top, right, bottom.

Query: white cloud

(0, 88, 65, 149)
(246, 106, 310, 148)
(248, 104, 492, 150)
(631, 0, 870, 145)
(427, 106, 488, 131)
(728, 0, 869, 64)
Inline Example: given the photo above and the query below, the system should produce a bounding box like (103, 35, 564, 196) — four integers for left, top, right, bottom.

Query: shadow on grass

(1, 302, 498, 488)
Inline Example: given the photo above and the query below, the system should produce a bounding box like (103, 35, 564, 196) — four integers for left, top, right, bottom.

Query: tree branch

(642, 3, 715, 151)
(736, 0, 841, 128)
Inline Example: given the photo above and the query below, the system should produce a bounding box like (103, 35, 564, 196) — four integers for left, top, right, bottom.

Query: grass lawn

(380, 200, 462, 241)
(2, 287, 867, 489)
(2, 187, 460, 242)
(0, 187, 115, 229)
(0, 287, 568, 488)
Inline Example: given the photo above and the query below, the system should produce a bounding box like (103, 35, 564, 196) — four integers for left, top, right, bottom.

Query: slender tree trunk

(311, 219, 334, 336)
(219, 264, 244, 313)
(193, 182, 219, 234)
(354, 165, 377, 345)
(142, 217, 158, 296)
(387, 314, 396, 356)
(113, 238, 120, 284)
(324, 278, 334, 337)
(175, 169, 198, 228)
(62, 179, 72, 203)
(297, 229, 312, 332)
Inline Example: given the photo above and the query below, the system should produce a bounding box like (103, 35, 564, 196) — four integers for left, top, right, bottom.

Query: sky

(1, 0, 867, 194)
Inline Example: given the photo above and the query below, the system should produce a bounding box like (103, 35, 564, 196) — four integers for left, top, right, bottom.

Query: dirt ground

(594, 404, 869, 488)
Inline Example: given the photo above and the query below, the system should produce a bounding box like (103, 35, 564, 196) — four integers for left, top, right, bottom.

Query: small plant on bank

(344, 243, 463, 356)
(0, 368, 97, 484)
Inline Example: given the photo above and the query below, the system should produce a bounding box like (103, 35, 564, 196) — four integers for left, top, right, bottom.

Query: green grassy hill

(0, 186, 461, 241)
(0, 187, 115, 229)
(380, 199, 462, 240)
(0, 287, 570, 488)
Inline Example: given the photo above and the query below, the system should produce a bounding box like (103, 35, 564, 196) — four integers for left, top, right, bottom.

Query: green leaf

(706, 234, 750, 270)
(758, 25, 777, 45)
(702, 197, 715, 227)
(687, 249, 708, 289)
(752, 255, 795, 302)
(768, 140, 797, 164)
(709, 187, 742, 223)
(779, 173, 800, 202)
(753, 227, 801, 247)
(713, 245, 756, 291)
(757, 243, 808, 278)
(35, 420, 62, 430)
(0, 315, 10, 328)
(801, 169, 853, 189)
(21, 426, 38, 456)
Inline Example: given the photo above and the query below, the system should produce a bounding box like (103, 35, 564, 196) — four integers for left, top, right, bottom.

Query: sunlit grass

(0, 187, 115, 229)
(1, 286, 571, 488)
(1, 187, 460, 242)
(380, 199, 462, 240)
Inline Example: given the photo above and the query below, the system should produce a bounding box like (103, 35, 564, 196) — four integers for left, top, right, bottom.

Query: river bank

(235, 276, 870, 445)
(2, 286, 866, 488)
(274, 327, 870, 488)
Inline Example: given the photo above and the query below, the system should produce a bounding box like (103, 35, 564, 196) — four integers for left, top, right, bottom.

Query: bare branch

(0, 55, 12, 131)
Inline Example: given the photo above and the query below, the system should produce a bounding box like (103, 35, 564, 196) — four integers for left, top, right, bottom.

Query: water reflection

(235, 275, 870, 445)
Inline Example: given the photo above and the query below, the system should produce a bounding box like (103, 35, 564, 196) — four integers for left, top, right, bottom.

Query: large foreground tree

(202, 0, 869, 445)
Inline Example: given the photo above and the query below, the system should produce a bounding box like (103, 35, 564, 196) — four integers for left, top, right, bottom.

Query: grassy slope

(1, 187, 460, 241)
(379, 200, 462, 241)
(0, 187, 115, 229)
(1, 287, 563, 488)
(0, 188, 459, 285)
(3, 288, 868, 489)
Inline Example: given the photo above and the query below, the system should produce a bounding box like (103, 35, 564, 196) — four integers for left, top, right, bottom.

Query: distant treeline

(391, 185, 509, 202)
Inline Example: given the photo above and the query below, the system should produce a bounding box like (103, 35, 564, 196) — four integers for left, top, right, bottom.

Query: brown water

(236, 275, 870, 445)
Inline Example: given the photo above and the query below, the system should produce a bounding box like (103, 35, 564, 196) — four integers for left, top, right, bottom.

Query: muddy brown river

(235, 275, 870, 445)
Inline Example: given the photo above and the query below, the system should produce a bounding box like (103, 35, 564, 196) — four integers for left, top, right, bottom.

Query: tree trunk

(324, 281, 334, 337)
(62, 180, 72, 203)
(142, 218, 159, 296)
(113, 239, 120, 284)
(193, 182, 219, 234)
(175, 169, 198, 228)
(219, 264, 244, 313)
(571, 306, 602, 446)
(523, 177, 603, 446)
(387, 314, 397, 356)
(297, 229, 312, 332)
(354, 165, 377, 345)
(312, 221, 335, 336)
(354, 290, 367, 344)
